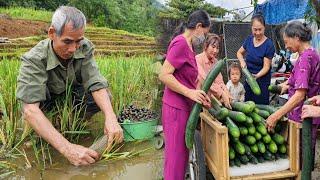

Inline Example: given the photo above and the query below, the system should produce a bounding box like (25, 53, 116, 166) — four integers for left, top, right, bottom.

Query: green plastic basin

(120, 119, 158, 142)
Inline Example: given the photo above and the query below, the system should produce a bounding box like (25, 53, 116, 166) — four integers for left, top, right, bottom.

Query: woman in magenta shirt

(159, 10, 211, 180)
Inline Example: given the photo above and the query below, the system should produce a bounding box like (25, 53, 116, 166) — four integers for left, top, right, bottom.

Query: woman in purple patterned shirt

(266, 21, 320, 157)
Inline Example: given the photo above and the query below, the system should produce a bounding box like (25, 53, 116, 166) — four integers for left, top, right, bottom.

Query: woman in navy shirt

(237, 13, 275, 104)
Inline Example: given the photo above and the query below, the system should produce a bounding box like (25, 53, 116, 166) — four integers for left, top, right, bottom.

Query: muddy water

(8, 140, 163, 180)
(6, 112, 164, 180)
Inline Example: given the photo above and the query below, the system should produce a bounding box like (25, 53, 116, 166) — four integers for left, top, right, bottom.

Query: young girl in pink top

(196, 33, 232, 108)
(159, 10, 211, 180)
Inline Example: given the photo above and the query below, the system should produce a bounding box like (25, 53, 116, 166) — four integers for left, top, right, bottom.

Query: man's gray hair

(51, 6, 86, 36)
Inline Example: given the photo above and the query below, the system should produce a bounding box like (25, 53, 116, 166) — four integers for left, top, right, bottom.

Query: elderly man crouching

(16, 6, 123, 166)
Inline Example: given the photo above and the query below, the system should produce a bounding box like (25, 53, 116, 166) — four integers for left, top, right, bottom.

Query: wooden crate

(200, 111, 301, 180)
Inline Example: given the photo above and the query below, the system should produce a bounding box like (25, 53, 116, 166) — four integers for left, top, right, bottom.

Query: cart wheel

(153, 136, 164, 150)
(188, 130, 206, 180)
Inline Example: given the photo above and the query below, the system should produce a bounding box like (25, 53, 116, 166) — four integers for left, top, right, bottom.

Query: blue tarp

(254, 0, 311, 25)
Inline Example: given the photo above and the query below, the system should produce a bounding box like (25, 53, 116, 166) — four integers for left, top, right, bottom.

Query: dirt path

(0, 15, 48, 38)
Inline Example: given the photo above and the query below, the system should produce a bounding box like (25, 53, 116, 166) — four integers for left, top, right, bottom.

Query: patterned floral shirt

(287, 48, 320, 124)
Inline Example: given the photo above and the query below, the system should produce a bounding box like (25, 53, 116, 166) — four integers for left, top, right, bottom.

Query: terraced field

(0, 26, 162, 59)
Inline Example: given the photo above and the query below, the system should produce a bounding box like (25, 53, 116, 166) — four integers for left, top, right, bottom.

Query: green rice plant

(86, 27, 155, 41)
(0, 7, 52, 22)
(0, 60, 29, 155)
(0, 55, 160, 168)
(0, 171, 15, 179)
(99, 141, 152, 162)
(0, 160, 16, 178)
(97, 56, 159, 115)
(29, 134, 52, 170)
(50, 82, 90, 142)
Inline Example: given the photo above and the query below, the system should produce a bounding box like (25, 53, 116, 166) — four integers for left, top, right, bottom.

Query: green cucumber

(302, 100, 313, 179)
(245, 116, 253, 126)
(257, 141, 266, 153)
(245, 135, 256, 145)
(250, 144, 259, 153)
(185, 58, 226, 149)
(256, 109, 270, 119)
(249, 112, 263, 124)
(254, 132, 262, 140)
(246, 101, 256, 108)
(210, 96, 222, 110)
(279, 144, 287, 154)
(226, 117, 240, 139)
(231, 101, 254, 114)
(274, 122, 283, 133)
(256, 122, 268, 135)
(263, 134, 272, 144)
(208, 107, 229, 121)
(234, 141, 246, 155)
(248, 154, 259, 164)
(272, 133, 285, 145)
(242, 68, 261, 95)
(228, 110, 247, 123)
(234, 158, 241, 167)
(239, 154, 250, 164)
(243, 144, 252, 155)
(229, 147, 236, 160)
(268, 84, 282, 94)
(279, 153, 288, 159)
(256, 104, 277, 114)
(268, 140, 278, 154)
(239, 126, 248, 136)
(263, 150, 273, 160)
(248, 125, 256, 135)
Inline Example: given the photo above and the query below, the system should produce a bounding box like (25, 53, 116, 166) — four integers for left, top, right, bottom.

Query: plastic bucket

(120, 119, 158, 142)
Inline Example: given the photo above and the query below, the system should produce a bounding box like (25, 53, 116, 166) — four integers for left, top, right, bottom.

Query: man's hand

(63, 143, 99, 166)
(91, 89, 124, 147)
(307, 95, 320, 106)
(302, 105, 320, 119)
(104, 114, 123, 147)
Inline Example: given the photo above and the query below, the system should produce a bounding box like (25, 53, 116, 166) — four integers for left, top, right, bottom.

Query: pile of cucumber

(208, 98, 287, 167)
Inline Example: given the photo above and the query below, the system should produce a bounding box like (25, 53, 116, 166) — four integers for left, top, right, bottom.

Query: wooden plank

(289, 120, 300, 175)
(201, 112, 229, 179)
(202, 109, 224, 127)
(231, 170, 296, 180)
(222, 132, 230, 179)
(200, 112, 228, 134)
(205, 151, 227, 180)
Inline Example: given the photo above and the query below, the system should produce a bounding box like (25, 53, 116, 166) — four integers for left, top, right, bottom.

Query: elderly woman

(237, 13, 275, 104)
(196, 33, 232, 108)
(266, 21, 320, 158)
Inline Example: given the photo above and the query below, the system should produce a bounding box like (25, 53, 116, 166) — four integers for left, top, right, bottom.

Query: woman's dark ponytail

(171, 22, 187, 41)
(171, 10, 211, 40)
